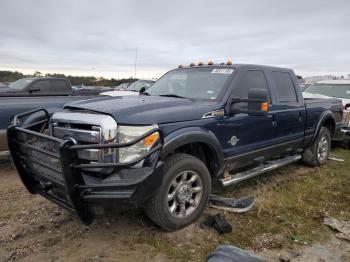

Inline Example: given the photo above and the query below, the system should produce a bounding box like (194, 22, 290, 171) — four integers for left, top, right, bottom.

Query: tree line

(0, 70, 136, 87)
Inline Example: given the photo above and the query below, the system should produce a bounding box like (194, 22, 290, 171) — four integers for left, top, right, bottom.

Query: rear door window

(30, 80, 51, 93)
(271, 72, 298, 103)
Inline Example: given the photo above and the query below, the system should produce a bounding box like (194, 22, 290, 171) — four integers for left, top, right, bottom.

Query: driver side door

(218, 69, 276, 169)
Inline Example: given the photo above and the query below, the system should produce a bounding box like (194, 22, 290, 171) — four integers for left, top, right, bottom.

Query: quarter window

(272, 72, 298, 103)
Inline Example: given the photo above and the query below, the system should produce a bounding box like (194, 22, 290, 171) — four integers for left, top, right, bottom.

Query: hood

(64, 95, 218, 124)
(303, 92, 350, 107)
(0, 87, 19, 93)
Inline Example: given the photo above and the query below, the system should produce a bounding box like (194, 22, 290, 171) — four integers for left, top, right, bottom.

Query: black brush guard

(8, 109, 164, 225)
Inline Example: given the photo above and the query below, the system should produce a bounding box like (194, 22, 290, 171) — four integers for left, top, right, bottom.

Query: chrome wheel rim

(166, 170, 203, 219)
(317, 135, 329, 161)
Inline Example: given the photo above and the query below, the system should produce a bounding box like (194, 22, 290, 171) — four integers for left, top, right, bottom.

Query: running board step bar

(220, 154, 302, 187)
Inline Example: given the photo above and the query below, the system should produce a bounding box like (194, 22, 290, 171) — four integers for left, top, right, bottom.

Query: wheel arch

(312, 110, 336, 142)
(160, 127, 225, 177)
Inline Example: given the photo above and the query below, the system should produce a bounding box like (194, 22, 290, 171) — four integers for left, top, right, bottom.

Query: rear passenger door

(269, 71, 306, 147)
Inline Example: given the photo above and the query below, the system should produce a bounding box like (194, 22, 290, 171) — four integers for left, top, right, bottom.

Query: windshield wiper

(159, 94, 186, 99)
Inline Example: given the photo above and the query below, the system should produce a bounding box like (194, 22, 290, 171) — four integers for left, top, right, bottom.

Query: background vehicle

(113, 82, 131, 91)
(101, 79, 155, 97)
(303, 80, 350, 146)
(0, 77, 98, 153)
(0, 82, 10, 88)
(72, 85, 113, 95)
(8, 63, 342, 231)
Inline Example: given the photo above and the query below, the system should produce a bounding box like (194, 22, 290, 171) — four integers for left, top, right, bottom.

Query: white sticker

(211, 69, 234, 74)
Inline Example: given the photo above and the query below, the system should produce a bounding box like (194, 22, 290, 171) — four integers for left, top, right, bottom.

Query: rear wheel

(145, 153, 211, 231)
(303, 127, 331, 167)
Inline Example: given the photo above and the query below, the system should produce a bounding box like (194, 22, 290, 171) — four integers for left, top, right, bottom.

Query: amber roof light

(198, 61, 204, 66)
(189, 63, 195, 67)
(208, 60, 214, 65)
(178, 64, 184, 68)
(226, 59, 233, 65)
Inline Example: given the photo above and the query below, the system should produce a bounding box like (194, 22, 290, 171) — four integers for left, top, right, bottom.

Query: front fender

(161, 127, 225, 176)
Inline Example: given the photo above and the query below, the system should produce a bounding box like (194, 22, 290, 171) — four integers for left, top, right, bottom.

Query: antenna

(134, 47, 138, 79)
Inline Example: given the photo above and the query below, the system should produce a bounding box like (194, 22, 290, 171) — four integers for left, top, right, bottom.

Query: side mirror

(139, 86, 147, 94)
(230, 88, 269, 115)
(29, 86, 40, 93)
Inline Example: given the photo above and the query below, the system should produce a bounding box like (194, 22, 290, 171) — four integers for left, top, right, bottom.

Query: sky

(0, 0, 349, 79)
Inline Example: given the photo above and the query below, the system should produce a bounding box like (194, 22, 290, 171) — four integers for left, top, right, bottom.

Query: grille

(50, 112, 118, 165)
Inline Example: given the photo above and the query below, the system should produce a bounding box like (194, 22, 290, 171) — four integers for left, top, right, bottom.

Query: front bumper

(8, 109, 164, 225)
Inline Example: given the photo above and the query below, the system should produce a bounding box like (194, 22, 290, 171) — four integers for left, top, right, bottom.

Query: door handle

(269, 114, 277, 127)
(298, 111, 304, 122)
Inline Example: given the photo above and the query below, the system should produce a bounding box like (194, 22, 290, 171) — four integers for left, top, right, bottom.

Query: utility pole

(134, 47, 138, 79)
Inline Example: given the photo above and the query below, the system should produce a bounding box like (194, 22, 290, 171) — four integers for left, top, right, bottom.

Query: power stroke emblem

(228, 136, 240, 146)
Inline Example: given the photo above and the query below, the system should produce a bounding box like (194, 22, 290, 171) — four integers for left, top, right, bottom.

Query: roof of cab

(179, 63, 292, 71)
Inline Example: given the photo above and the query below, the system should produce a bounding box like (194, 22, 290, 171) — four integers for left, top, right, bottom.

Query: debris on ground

(208, 195, 256, 213)
(324, 217, 350, 241)
(328, 156, 345, 162)
(207, 245, 266, 262)
(201, 213, 232, 234)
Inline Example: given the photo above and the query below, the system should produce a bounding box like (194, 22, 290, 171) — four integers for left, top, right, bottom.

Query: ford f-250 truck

(8, 63, 343, 231)
(0, 77, 98, 154)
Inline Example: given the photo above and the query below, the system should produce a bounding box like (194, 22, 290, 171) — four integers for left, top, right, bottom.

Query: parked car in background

(101, 79, 155, 97)
(0, 77, 73, 95)
(303, 80, 350, 146)
(72, 85, 113, 95)
(8, 63, 343, 231)
(0, 82, 11, 88)
(114, 82, 131, 91)
(0, 77, 98, 153)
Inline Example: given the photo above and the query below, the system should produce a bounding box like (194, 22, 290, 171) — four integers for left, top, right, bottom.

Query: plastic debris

(208, 195, 256, 213)
(328, 156, 345, 162)
(206, 245, 266, 262)
(201, 213, 232, 234)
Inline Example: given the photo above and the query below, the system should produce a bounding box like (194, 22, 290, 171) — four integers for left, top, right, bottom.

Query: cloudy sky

(0, 0, 349, 79)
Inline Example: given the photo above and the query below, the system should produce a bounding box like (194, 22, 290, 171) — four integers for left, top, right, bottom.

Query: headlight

(119, 125, 159, 163)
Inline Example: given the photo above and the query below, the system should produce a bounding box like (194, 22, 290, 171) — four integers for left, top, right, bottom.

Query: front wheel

(303, 127, 331, 167)
(145, 153, 211, 231)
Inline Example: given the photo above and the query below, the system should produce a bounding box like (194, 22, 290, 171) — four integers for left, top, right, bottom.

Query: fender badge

(228, 136, 240, 146)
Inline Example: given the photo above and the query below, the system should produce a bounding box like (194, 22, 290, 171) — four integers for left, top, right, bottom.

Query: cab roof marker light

(226, 59, 233, 65)
(178, 64, 184, 68)
(208, 60, 214, 65)
(198, 61, 204, 66)
(189, 63, 195, 67)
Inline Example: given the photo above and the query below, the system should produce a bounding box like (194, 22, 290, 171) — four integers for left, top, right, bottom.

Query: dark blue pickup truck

(8, 63, 343, 231)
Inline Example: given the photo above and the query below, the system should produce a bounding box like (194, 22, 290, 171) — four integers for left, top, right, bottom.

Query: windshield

(127, 80, 153, 92)
(146, 68, 234, 100)
(305, 84, 350, 99)
(8, 79, 33, 90)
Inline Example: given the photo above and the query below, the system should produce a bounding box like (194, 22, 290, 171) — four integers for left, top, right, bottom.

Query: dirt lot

(1, 148, 350, 262)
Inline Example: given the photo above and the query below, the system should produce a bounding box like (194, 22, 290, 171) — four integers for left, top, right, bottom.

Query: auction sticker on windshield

(211, 69, 234, 74)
